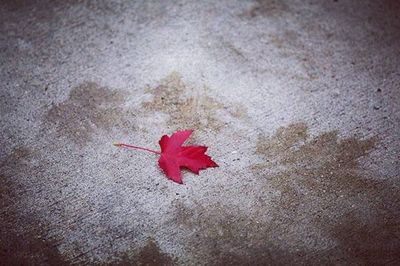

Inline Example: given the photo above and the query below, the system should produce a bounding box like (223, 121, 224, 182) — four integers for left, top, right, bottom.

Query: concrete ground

(1, 0, 399, 265)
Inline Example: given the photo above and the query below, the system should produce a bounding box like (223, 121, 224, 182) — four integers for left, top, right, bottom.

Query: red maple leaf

(114, 130, 218, 183)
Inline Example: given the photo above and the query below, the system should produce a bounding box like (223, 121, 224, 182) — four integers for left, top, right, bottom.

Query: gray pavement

(1, 0, 399, 265)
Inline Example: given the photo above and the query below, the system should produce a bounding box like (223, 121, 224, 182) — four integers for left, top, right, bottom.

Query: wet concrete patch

(253, 123, 400, 264)
(142, 72, 244, 132)
(241, 0, 290, 18)
(167, 123, 399, 265)
(0, 147, 33, 210)
(253, 122, 379, 203)
(0, 214, 68, 266)
(44, 74, 244, 146)
(45, 82, 130, 145)
(240, 1, 331, 80)
(115, 239, 176, 266)
(0, 148, 69, 265)
(170, 200, 314, 265)
(0, 89, 17, 116)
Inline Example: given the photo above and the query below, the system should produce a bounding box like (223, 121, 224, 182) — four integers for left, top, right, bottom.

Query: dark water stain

(170, 200, 326, 265)
(0, 147, 32, 212)
(269, 30, 321, 80)
(241, 0, 290, 18)
(253, 123, 380, 208)
(1, 0, 70, 12)
(244, 0, 400, 82)
(169, 123, 399, 265)
(241, 1, 328, 80)
(46, 82, 130, 145)
(333, 1, 400, 81)
(142, 72, 245, 132)
(114, 239, 176, 266)
(0, 148, 69, 265)
(254, 123, 400, 264)
(0, 89, 17, 116)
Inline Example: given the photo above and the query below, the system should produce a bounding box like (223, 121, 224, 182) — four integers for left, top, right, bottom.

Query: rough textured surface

(1, 0, 399, 265)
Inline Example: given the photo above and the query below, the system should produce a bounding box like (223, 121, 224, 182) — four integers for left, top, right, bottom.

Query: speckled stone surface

(1, 0, 399, 264)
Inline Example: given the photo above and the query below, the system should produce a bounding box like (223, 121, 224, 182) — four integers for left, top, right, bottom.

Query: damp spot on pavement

(253, 123, 379, 204)
(169, 200, 324, 265)
(167, 123, 398, 265)
(143, 72, 239, 132)
(45, 82, 131, 145)
(253, 123, 400, 264)
(0, 147, 69, 265)
(115, 239, 176, 266)
(241, 0, 290, 18)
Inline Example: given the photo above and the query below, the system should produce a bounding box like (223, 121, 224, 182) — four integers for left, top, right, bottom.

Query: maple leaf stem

(113, 143, 161, 155)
